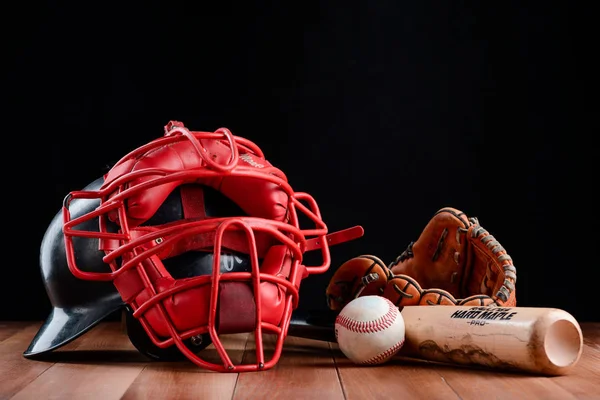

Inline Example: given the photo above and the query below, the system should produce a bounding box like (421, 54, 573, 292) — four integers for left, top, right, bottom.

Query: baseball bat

(288, 305, 583, 375)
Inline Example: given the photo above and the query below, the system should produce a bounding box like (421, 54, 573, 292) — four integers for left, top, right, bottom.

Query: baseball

(334, 295, 405, 365)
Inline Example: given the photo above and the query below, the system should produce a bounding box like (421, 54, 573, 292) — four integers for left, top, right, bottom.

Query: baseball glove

(326, 207, 517, 311)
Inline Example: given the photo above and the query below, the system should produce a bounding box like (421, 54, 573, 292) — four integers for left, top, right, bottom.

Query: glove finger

(458, 294, 496, 307)
(419, 288, 458, 305)
(326, 255, 391, 311)
(383, 274, 423, 308)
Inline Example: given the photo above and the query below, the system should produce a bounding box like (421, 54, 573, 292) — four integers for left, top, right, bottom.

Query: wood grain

(9, 323, 146, 400)
(233, 334, 344, 400)
(427, 365, 578, 400)
(550, 342, 600, 399)
(333, 343, 463, 400)
(121, 333, 249, 400)
(0, 323, 55, 400)
(0, 322, 32, 343)
(581, 322, 599, 350)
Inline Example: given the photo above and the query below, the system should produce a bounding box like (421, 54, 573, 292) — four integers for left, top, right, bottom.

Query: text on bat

(450, 307, 517, 321)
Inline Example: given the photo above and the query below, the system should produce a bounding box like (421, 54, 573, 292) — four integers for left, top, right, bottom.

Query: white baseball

(334, 295, 405, 365)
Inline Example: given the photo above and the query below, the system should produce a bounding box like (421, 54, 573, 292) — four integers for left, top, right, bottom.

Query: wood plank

(430, 364, 579, 400)
(233, 334, 344, 400)
(0, 322, 32, 343)
(121, 333, 249, 400)
(11, 362, 144, 400)
(551, 343, 600, 398)
(576, 342, 600, 378)
(10, 322, 146, 400)
(581, 322, 599, 350)
(333, 343, 462, 400)
(1, 322, 598, 399)
(550, 324, 600, 398)
(0, 322, 56, 400)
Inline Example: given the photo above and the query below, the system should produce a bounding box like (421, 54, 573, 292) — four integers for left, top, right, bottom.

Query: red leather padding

(217, 282, 257, 334)
(134, 245, 295, 338)
(103, 137, 289, 228)
(113, 255, 170, 303)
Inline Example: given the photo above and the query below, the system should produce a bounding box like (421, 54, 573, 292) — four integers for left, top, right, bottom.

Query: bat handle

(288, 310, 337, 343)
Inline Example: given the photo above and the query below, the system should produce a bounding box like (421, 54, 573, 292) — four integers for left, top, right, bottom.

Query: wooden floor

(0, 321, 598, 400)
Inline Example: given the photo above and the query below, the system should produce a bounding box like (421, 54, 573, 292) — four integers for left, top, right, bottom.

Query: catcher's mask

(25, 121, 363, 372)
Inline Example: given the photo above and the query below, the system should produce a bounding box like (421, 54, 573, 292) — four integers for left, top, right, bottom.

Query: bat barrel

(398, 306, 583, 376)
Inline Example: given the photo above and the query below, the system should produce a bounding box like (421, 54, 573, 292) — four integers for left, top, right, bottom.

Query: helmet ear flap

(123, 308, 212, 362)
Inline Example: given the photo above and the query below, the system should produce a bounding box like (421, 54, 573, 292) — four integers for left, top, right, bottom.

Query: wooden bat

(288, 305, 583, 375)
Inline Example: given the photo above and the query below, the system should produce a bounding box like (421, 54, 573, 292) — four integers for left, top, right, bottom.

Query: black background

(5, 2, 597, 323)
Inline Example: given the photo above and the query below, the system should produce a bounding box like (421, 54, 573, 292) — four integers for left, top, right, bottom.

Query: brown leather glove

(326, 207, 517, 311)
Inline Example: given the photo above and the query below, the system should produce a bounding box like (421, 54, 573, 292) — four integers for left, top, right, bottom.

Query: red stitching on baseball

(335, 297, 398, 334)
(361, 339, 405, 365)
